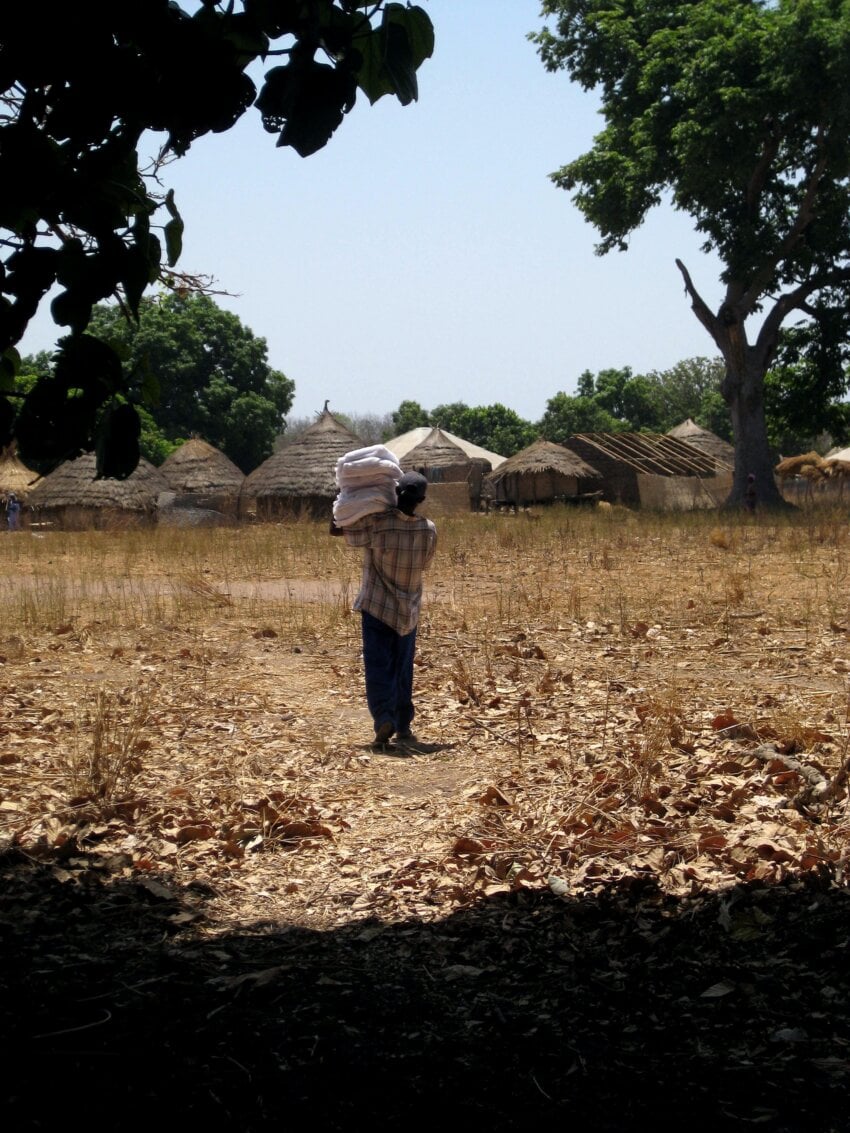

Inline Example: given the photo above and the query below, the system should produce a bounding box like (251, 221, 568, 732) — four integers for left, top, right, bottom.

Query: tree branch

(739, 125, 830, 315)
(755, 266, 850, 369)
(745, 120, 781, 216)
(674, 259, 720, 343)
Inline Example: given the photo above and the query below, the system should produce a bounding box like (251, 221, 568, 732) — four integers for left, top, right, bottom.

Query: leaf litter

(2, 514, 850, 1129)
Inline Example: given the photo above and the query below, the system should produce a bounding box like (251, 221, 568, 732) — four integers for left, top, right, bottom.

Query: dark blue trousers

(360, 610, 417, 737)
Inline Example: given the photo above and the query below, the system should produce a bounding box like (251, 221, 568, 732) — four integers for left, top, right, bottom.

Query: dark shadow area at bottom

(1, 847, 848, 1132)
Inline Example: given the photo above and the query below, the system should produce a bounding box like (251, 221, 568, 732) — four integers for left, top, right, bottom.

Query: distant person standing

(744, 473, 757, 514)
(332, 470, 437, 750)
(6, 493, 20, 531)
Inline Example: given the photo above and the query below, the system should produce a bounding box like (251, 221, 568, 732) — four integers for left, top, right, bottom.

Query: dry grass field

(2, 505, 850, 1130)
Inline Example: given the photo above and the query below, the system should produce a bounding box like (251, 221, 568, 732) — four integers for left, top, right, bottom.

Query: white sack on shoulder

(335, 445, 401, 488)
(333, 482, 398, 525)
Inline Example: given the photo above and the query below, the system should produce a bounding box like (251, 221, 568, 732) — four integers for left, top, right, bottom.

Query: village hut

(486, 440, 602, 508)
(668, 419, 735, 468)
(158, 438, 245, 523)
(385, 426, 505, 515)
(27, 452, 170, 530)
(0, 445, 38, 504)
(240, 407, 363, 520)
(563, 432, 727, 509)
(399, 427, 484, 482)
(385, 426, 505, 470)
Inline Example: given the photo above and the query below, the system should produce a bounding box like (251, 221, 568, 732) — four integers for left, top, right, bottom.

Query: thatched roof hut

(486, 440, 602, 507)
(158, 438, 245, 520)
(27, 453, 170, 529)
(241, 407, 363, 520)
(668, 419, 735, 467)
(385, 426, 505, 469)
(400, 427, 488, 483)
(0, 446, 38, 503)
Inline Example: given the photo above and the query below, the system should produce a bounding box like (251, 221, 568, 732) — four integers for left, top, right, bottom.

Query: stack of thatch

(0, 445, 38, 503)
(158, 438, 245, 521)
(487, 440, 602, 506)
(241, 408, 363, 520)
(775, 451, 829, 484)
(27, 453, 170, 529)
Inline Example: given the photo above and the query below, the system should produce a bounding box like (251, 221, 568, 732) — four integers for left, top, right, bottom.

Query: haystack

(775, 451, 829, 485)
(158, 438, 245, 520)
(668, 419, 734, 467)
(241, 407, 363, 520)
(0, 445, 38, 503)
(27, 453, 170, 529)
(486, 440, 602, 507)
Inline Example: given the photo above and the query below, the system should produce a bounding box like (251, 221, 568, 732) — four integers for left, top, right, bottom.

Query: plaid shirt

(344, 509, 437, 635)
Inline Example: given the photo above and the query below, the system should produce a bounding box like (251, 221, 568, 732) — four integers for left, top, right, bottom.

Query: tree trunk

(673, 261, 791, 511)
(721, 350, 787, 509)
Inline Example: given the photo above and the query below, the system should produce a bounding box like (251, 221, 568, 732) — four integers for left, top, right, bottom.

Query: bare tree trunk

(721, 352, 787, 509)
(674, 259, 790, 511)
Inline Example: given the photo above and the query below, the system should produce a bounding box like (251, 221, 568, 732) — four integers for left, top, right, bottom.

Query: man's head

(396, 471, 428, 515)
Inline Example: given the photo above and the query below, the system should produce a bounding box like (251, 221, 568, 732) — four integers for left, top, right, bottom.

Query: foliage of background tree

(763, 323, 850, 454)
(84, 294, 293, 471)
(534, 0, 850, 506)
(390, 400, 431, 435)
(537, 391, 624, 445)
(0, 1, 433, 476)
(424, 402, 536, 457)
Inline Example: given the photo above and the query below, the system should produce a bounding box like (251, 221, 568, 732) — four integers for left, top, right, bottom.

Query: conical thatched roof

(159, 438, 245, 493)
(243, 409, 363, 501)
(27, 453, 170, 510)
(668, 419, 734, 466)
(0, 446, 38, 501)
(487, 440, 602, 484)
(401, 427, 479, 471)
(385, 427, 505, 469)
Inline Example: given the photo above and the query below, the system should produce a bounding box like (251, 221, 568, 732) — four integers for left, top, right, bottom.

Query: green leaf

(0, 347, 21, 394)
(51, 289, 94, 336)
(0, 397, 15, 448)
(95, 402, 141, 480)
(354, 4, 433, 106)
(383, 18, 418, 106)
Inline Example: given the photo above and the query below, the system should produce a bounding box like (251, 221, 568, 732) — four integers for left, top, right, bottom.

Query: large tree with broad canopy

(533, 0, 850, 507)
(0, 0, 433, 477)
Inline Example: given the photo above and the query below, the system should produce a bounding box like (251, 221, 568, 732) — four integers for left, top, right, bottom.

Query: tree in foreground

(0, 1, 433, 476)
(533, 0, 850, 506)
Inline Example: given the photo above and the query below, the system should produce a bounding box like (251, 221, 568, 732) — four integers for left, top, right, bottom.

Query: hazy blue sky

(19, 1, 726, 424)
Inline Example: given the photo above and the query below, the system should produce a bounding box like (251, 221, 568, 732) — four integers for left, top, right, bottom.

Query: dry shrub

(725, 572, 747, 607)
(629, 690, 686, 793)
(65, 684, 153, 803)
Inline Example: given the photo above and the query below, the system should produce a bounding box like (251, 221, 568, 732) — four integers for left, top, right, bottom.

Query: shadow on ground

(2, 847, 848, 1132)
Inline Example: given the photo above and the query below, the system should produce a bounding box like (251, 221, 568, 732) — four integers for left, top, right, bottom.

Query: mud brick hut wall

(562, 437, 639, 505)
(563, 434, 727, 509)
(493, 469, 580, 506)
(419, 482, 471, 517)
(637, 471, 732, 510)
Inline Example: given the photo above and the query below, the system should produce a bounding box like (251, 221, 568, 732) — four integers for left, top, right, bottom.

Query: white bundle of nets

(333, 445, 402, 526)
